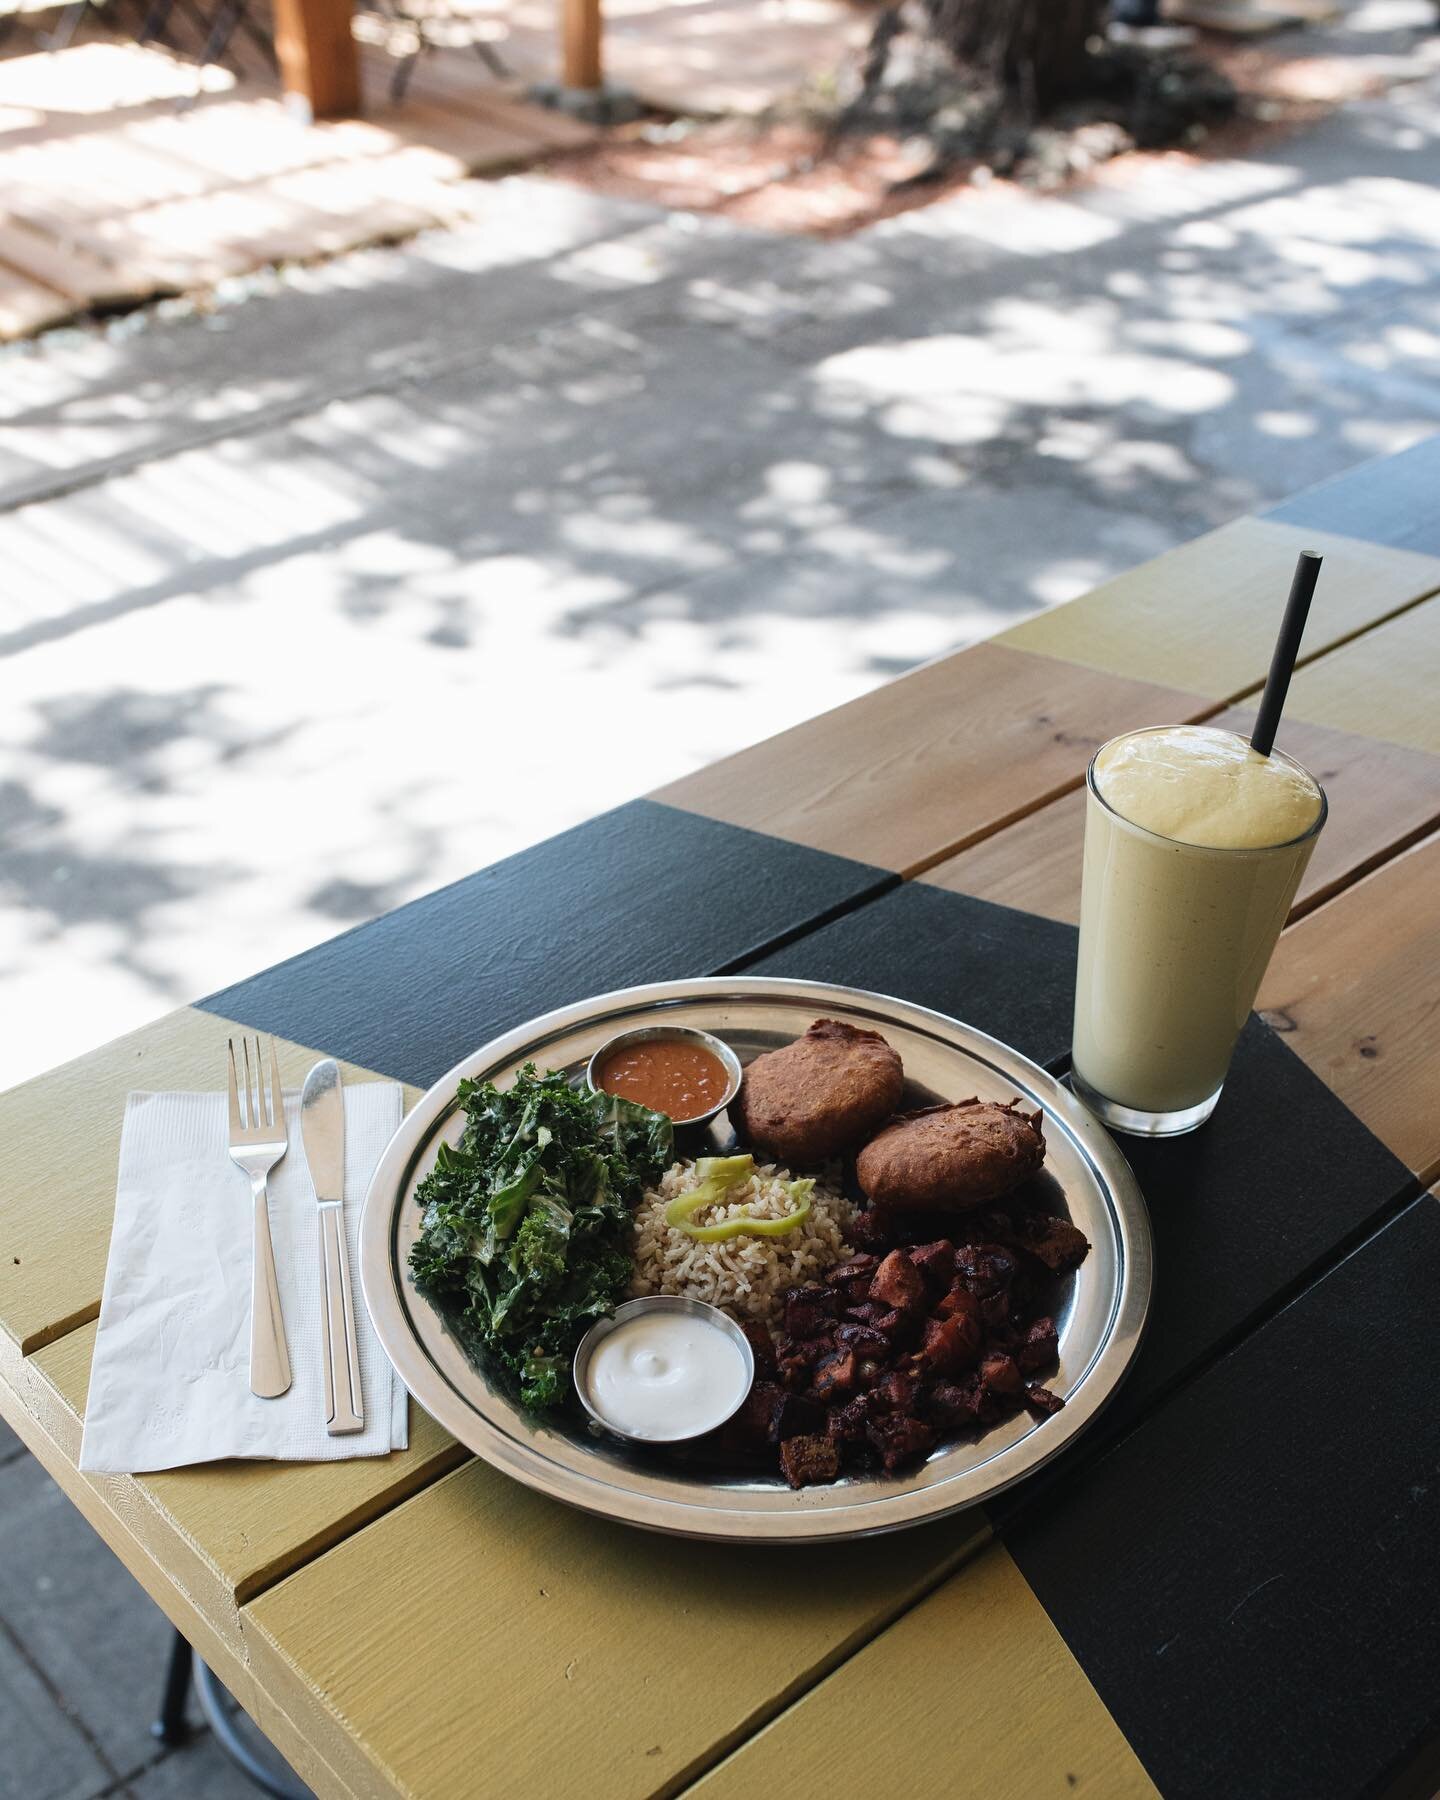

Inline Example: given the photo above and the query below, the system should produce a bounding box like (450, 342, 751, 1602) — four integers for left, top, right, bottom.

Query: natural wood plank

(563, 0, 604, 89)
(689, 1544, 1157, 1800)
(1259, 830, 1440, 1182)
(244, 1456, 990, 1800)
(654, 642, 1208, 875)
(0, 216, 141, 307)
(996, 520, 1440, 701)
(923, 715, 1440, 927)
(272, 0, 361, 118)
(0, 1005, 416, 1364)
(0, 262, 70, 336)
(13, 1320, 465, 1658)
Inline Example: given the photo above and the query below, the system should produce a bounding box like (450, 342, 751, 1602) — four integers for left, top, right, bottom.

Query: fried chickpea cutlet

(735, 1018, 904, 1165)
(856, 1098, 1045, 1211)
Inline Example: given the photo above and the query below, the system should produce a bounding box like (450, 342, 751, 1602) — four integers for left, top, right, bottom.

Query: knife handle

(319, 1202, 364, 1435)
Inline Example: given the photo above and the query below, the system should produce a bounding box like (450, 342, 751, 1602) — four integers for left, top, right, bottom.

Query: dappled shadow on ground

(1, 79, 1439, 1079)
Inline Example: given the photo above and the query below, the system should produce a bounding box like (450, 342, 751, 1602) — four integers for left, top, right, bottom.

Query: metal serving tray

(359, 978, 1152, 1542)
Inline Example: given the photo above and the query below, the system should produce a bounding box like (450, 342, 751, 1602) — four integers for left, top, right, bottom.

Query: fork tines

(227, 1034, 285, 1139)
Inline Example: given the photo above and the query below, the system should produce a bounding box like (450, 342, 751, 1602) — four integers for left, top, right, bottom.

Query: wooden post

(271, 0, 361, 119)
(561, 0, 602, 90)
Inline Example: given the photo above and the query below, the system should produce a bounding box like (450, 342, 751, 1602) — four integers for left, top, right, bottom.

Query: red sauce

(594, 1038, 731, 1121)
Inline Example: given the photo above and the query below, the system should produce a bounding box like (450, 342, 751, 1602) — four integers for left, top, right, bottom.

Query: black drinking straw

(1250, 549, 1323, 758)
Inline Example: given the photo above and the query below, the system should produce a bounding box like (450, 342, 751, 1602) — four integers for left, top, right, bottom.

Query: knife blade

(300, 1059, 364, 1434)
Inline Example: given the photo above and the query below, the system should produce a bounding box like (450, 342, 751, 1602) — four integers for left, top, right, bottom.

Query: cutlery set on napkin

(80, 1041, 407, 1474)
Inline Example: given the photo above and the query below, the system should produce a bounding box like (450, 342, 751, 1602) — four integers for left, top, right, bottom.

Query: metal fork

(227, 1035, 293, 1399)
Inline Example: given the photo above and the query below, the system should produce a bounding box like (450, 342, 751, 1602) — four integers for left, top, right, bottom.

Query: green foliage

(409, 1066, 673, 1410)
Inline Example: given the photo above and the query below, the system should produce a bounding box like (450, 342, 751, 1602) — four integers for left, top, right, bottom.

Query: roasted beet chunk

(979, 1351, 1024, 1399)
(877, 1369, 920, 1414)
(1014, 1214, 1091, 1274)
(1017, 1316, 1059, 1375)
(847, 1210, 893, 1254)
(836, 1322, 892, 1355)
(936, 1283, 982, 1325)
(827, 1394, 875, 1447)
(871, 1250, 926, 1312)
(773, 1392, 825, 1442)
(979, 1291, 1012, 1332)
(846, 1300, 890, 1329)
(954, 1244, 1017, 1297)
(827, 1254, 879, 1304)
(779, 1433, 840, 1488)
(1024, 1385, 1065, 1417)
(926, 1379, 984, 1429)
(865, 1413, 937, 1471)
(810, 1348, 858, 1403)
(919, 1313, 980, 1376)
(908, 1241, 957, 1296)
(739, 1319, 778, 1380)
(716, 1379, 784, 1453)
(784, 1285, 837, 1340)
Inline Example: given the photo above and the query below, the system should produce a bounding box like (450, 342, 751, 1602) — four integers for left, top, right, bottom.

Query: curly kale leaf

(408, 1066, 672, 1410)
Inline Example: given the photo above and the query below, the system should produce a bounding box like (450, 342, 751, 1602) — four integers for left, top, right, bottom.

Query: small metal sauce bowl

(585, 1024, 742, 1129)
(573, 1295, 755, 1446)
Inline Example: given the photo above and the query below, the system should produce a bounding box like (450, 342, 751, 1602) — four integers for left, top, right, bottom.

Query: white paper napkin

(80, 1080, 407, 1473)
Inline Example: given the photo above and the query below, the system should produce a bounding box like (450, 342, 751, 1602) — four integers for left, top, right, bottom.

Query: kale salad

(409, 1067, 673, 1409)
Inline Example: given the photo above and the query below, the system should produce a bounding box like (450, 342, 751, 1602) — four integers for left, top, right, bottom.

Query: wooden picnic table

(2, 434, 1438, 1799)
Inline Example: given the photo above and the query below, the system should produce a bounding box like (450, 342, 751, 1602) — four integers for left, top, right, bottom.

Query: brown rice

(629, 1160, 856, 1324)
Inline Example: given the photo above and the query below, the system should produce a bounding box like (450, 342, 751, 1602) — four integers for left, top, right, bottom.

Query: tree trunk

(921, 0, 1108, 113)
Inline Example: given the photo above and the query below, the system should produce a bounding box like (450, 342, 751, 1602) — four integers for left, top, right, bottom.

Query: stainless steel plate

(359, 978, 1152, 1542)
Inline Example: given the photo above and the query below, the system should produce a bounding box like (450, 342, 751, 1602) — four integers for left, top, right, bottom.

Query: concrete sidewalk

(1, 60, 1439, 1800)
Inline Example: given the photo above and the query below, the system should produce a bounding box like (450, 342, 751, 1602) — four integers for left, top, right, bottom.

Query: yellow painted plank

(244, 1456, 991, 1800)
(20, 1320, 465, 1653)
(0, 1005, 413, 1362)
(654, 641, 1208, 875)
(690, 1543, 1158, 1800)
(1259, 829, 1440, 1183)
(1285, 595, 1440, 755)
(0, 1364, 369, 1800)
(923, 714, 1440, 927)
(996, 520, 1440, 700)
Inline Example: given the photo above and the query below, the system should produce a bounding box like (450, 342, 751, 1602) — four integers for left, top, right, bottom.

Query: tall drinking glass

(1070, 725, 1327, 1137)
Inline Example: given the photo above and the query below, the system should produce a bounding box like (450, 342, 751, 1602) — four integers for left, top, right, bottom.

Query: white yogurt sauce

(585, 1311, 748, 1441)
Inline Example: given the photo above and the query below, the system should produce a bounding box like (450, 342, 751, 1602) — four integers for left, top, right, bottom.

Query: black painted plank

(1263, 434, 1440, 556)
(1102, 1014, 1415, 1425)
(1006, 1195, 1440, 1800)
(200, 800, 893, 1087)
(740, 882, 1079, 1069)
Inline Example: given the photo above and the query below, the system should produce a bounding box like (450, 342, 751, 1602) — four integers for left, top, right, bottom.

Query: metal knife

(300, 1059, 364, 1435)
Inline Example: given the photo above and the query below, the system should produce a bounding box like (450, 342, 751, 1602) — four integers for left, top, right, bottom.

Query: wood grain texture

(243, 1457, 990, 1800)
(923, 714, 1440, 926)
(1284, 595, 1440, 754)
(0, 1006, 415, 1364)
(271, 0, 360, 117)
(1264, 433, 1440, 557)
(201, 801, 892, 1088)
(16, 1321, 464, 1654)
(1005, 1195, 1440, 1800)
(0, 1361, 362, 1800)
(654, 643, 1207, 874)
(996, 520, 1440, 700)
(1259, 830, 1440, 1182)
(689, 1543, 1157, 1800)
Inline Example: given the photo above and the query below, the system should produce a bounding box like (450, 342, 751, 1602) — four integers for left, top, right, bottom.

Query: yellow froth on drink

(1094, 725, 1322, 850)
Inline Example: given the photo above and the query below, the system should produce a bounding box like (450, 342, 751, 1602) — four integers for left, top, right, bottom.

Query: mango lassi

(1071, 725, 1326, 1135)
